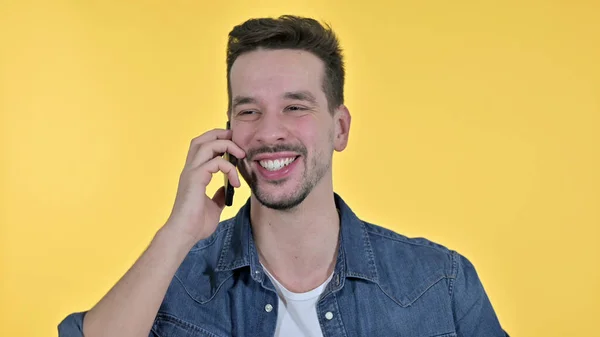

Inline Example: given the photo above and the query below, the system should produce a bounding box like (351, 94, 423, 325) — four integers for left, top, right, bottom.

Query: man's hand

(164, 128, 246, 244)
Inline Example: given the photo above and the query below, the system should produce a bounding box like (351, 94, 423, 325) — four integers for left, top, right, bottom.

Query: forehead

(230, 49, 326, 99)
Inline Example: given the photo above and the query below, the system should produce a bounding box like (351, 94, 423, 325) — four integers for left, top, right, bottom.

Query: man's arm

(58, 226, 195, 337)
(451, 252, 510, 337)
(57, 129, 246, 337)
(85, 226, 196, 337)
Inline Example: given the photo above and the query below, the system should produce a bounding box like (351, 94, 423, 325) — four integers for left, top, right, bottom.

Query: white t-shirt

(262, 265, 334, 337)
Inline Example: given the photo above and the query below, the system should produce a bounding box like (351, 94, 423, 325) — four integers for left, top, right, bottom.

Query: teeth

(259, 157, 296, 171)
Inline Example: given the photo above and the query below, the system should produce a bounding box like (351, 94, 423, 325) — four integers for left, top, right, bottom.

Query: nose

(254, 110, 287, 145)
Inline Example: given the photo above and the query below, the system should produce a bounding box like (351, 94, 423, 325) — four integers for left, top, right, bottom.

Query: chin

(253, 184, 311, 211)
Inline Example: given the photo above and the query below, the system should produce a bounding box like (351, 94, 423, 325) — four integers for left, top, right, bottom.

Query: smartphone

(223, 121, 238, 206)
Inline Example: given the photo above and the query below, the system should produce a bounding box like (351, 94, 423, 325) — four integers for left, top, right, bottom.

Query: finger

(190, 139, 246, 169)
(196, 157, 241, 188)
(212, 186, 226, 209)
(185, 129, 232, 166)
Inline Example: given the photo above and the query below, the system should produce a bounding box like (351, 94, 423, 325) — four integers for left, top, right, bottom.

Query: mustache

(245, 144, 307, 161)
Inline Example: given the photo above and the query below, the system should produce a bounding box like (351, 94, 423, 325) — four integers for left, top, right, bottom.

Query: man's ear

(333, 105, 351, 152)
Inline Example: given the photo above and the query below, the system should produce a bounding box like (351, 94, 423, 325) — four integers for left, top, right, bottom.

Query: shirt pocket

(151, 313, 225, 337)
(354, 274, 457, 336)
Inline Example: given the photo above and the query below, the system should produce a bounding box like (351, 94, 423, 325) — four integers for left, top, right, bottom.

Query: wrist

(154, 223, 199, 256)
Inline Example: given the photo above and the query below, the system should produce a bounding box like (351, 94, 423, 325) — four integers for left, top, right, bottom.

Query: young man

(59, 15, 508, 337)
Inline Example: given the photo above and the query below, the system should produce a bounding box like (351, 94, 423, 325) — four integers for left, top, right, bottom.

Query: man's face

(229, 49, 342, 210)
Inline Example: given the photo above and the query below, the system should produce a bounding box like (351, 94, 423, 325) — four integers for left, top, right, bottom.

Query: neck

(250, 180, 339, 292)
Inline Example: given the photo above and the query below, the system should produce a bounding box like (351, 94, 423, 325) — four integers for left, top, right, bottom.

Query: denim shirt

(59, 193, 508, 337)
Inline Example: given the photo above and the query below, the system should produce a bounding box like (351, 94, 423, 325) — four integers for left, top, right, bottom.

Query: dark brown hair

(226, 15, 345, 114)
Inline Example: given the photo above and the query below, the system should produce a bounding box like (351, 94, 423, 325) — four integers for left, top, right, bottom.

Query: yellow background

(1, 1, 598, 336)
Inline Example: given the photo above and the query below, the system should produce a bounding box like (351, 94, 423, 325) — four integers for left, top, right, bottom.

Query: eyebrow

(232, 96, 257, 110)
(283, 91, 317, 105)
(232, 91, 318, 110)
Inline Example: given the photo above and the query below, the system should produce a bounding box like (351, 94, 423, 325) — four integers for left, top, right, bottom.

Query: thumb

(212, 186, 227, 210)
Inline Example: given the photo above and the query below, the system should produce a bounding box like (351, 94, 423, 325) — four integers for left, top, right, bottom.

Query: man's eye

(287, 106, 307, 111)
(239, 110, 256, 115)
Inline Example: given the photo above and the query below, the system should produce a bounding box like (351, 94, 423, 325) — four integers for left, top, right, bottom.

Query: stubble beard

(239, 147, 333, 211)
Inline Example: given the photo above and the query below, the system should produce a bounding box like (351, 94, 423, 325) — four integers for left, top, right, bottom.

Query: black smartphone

(223, 121, 238, 206)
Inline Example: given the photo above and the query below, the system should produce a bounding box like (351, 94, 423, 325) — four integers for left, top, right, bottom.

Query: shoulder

(175, 217, 236, 285)
(360, 221, 464, 306)
(189, 217, 236, 252)
(362, 220, 457, 270)
(164, 218, 238, 306)
(363, 220, 453, 252)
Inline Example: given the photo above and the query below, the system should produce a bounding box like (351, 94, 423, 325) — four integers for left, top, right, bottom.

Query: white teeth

(259, 157, 296, 171)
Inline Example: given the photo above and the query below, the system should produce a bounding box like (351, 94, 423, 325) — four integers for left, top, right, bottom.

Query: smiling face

(229, 48, 349, 210)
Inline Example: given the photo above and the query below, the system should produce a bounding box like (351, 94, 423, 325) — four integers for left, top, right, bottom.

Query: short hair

(226, 15, 345, 114)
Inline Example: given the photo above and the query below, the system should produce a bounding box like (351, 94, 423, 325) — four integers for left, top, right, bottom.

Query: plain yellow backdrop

(1, 1, 599, 336)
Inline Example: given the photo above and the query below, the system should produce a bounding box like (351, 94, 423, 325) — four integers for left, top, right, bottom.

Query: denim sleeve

(451, 253, 510, 337)
(57, 311, 86, 337)
(58, 311, 161, 337)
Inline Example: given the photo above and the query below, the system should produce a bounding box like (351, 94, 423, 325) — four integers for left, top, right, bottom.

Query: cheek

(296, 119, 332, 152)
(293, 118, 320, 144)
(231, 126, 253, 148)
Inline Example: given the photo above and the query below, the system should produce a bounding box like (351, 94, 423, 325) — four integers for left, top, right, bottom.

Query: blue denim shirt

(59, 194, 508, 337)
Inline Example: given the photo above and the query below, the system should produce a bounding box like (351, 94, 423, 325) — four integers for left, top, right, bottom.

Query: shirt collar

(215, 193, 379, 285)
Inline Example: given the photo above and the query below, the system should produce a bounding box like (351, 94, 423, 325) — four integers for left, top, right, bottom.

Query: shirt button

(325, 311, 334, 320)
(265, 304, 273, 312)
